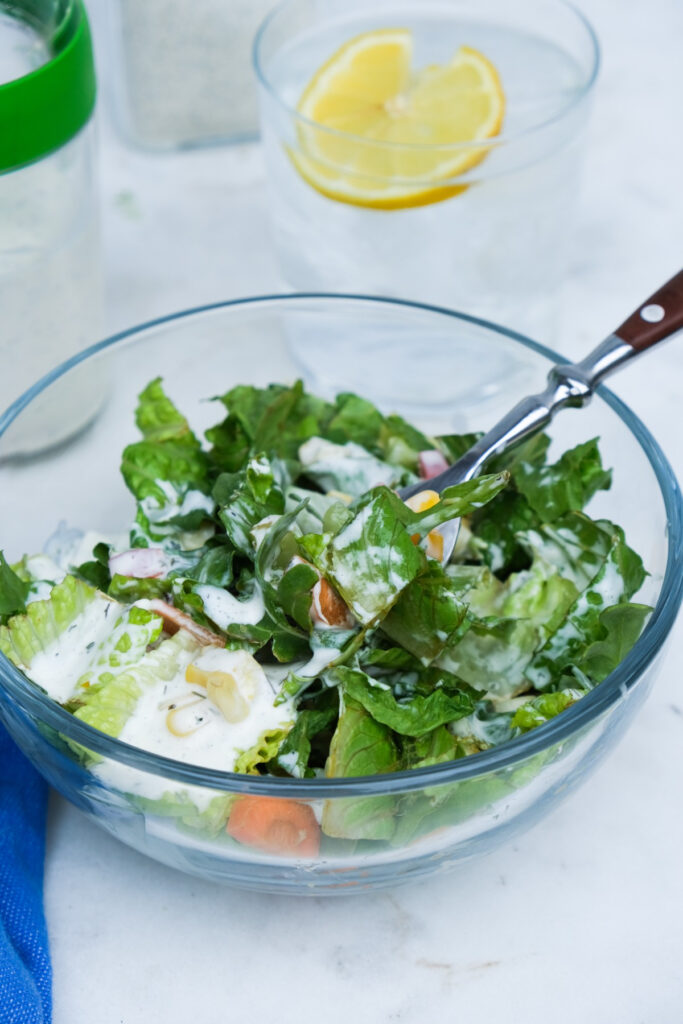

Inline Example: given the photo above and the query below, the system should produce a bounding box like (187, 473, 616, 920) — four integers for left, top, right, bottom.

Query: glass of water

(254, 0, 598, 340)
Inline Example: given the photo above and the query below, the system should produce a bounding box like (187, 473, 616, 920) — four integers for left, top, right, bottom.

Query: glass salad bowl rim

(0, 293, 680, 799)
(252, 0, 600, 159)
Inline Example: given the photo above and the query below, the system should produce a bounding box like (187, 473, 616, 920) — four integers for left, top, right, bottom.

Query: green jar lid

(0, 0, 97, 173)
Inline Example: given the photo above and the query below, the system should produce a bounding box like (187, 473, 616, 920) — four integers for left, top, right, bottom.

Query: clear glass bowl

(0, 295, 680, 895)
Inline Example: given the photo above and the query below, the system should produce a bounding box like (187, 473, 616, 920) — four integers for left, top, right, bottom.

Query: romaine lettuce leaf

(525, 519, 647, 690)
(512, 438, 612, 523)
(233, 725, 294, 774)
(469, 435, 612, 572)
(380, 561, 471, 665)
(577, 602, 651, 683)
(121, 378, 213, 544)
(131, 789, 234, 838)
(299, 474, 509, 628)
(269, 692, 339, 778)
(330, 665, 476, 736)
(73, 541, 112, 592)
(73, 605, 163, 691)
(303, 488, 427, 625)
(214, 454, 285, 556)
(0, 574, 95, 668)
(437, 616, 542, 697)
(401, 726, 478, 770)
(298, 437, 405, 496)
(207, 381, 331, 469)
(322, 698, 399, 840)
(73, 631, 198, 737)
(512, 688, 585, 732)
(0, 551, 30, 622)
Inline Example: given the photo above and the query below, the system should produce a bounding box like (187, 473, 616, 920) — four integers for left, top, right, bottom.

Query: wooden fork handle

(614, 269, 683, 351)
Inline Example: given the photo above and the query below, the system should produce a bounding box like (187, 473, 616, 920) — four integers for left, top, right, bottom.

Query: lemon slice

(292, 29, 505, 210)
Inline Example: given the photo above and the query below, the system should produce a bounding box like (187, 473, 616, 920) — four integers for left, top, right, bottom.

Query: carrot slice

(311, 577, 354, 628)
(227, 796, 321, 857)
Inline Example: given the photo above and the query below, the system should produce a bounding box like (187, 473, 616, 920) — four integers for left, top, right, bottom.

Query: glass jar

(106, 0, 274, 149)
(0, 0, 103, 457)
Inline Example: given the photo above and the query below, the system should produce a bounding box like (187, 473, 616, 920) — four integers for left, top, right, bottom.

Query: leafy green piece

(512, 688, 585, 732)
(0, 551, 30, 622)
(277, 562, 318, 631)
(526, 519, 647, 690)
(470, 490, 537, 572)
(392, 772, 512, 847)
(233, 725, 294, 774)
(434, 546, 578, 698)
(131, 789, 234, 838)
(298, 437, 404, 496)
(108, 575, 170, 603)
(469, 435, 612, 573)
(310, 488, 426, 625)
(513, 438, 612, 523)
(72, 542, 112, 592)
(252, 504, 315, 656)
(121, 379, 213, 544)
(180, 544, 234, 588)
(74, 631, 198, 737)
(322, 698, 399, 840)
(214, 454, 285, 556)
(381, 561, 471, 665)
(434, 432, 482, 463)
(301, 475, 508, 628)
(0, 575, 95, 668)
(378, 414, 432, 470)
(450, 699, 517, 748)
(401, 726, 470, 769)
(324, 392, 385, 451)
(577, 602, 651, 683)
(269, 694, 339, 778)
(409, 474, 510, 538)
(358, 643, 422, 672)
(438, 616, 541, 698)
(73, 605, 163, 692)
(517, 513, 618, 592)
(331, 665, 476, 736)
(207, 381, 332, 470)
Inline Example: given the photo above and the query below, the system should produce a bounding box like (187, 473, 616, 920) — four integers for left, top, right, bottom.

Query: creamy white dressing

(299, 645, 341, 678)
(141, 484, 215, 532)
(24, 553, 63, 585)
(195, 583, 265, 628)
(27, 595, 120, 703)
(94, 645, 294, 810)
(250, 514, 281, 551)
(298, 437, 398, 495)
(45, 527, 129, 574)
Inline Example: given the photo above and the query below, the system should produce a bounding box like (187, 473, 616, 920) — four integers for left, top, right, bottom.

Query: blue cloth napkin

(0, 722, 52, 1024)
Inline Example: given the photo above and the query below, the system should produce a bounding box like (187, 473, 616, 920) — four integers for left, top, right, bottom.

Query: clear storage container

(107, 0, 274, 149)
(0, 0, 103, 457)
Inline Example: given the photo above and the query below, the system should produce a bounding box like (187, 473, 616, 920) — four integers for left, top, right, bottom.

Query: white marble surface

(15, 0, 683, 1019)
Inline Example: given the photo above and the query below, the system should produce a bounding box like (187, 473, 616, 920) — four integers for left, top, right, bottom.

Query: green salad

(0, 379, 650, 853)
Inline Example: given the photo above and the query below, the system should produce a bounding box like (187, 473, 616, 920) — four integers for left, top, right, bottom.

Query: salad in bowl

(0, 374, 651, 858)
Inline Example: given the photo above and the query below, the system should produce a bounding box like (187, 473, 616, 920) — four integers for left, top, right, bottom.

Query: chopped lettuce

(233, 725, 294, 774)
(73, 631, 198, 738)
(0, 551, 30, 622)
(322, 698, 399, 840)
(121, 378, 213, 545)
(0, 574, 96, 668)
(330, 665, 476, 736)
(511, 688, 585, 732)
(0, 376, 653, 854)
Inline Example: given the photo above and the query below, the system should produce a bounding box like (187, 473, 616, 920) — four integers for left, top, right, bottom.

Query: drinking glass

(254, 0, 599, 339)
